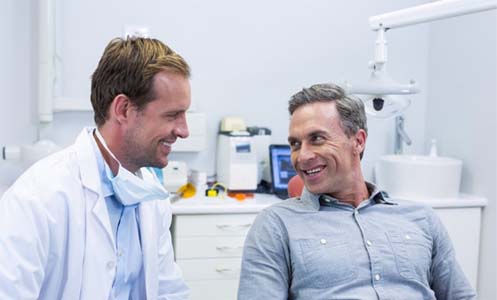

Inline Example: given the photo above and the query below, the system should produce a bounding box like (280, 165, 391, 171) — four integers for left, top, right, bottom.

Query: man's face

(123, 71, 191, 171)
(288, 101, 360, 195)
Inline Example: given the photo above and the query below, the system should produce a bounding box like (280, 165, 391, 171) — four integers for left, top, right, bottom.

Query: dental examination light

(344, 0, 496, 119)
(343, 27, 419, 119)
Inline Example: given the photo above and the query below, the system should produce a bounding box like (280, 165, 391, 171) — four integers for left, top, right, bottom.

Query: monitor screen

(269, 145, 297, 195)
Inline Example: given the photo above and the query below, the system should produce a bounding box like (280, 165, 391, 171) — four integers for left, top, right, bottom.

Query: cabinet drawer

(187, 279, 239, 300)
(175, 236, 245, 259)
(174, 213, 257, 237)
(177, 258, 242, 280)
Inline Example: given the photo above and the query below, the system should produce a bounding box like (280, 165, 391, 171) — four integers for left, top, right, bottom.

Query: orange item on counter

(227, 192, 254, 201)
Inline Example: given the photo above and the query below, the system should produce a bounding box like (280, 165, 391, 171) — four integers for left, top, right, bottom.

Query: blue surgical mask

(94, 129, 169, 206)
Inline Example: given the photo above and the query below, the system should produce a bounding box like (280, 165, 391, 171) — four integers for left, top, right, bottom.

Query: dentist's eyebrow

(160, 109, 185, 117)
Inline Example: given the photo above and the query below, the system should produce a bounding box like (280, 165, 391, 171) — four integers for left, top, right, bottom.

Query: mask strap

(94, 128, 121, 165)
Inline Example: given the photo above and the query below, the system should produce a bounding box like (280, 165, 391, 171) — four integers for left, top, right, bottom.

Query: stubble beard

(122, 127, 162, 170)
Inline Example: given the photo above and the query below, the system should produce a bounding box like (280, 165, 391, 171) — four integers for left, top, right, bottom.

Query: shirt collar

(365, 181, 396, 205)
(299, 181, 397, 211)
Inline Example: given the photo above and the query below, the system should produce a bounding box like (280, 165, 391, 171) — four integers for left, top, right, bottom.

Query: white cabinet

(434, 206, 482, 289)
(172, 213, 259, 300)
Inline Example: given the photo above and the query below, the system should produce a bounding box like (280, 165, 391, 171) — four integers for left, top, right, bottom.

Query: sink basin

(375, 155, 462, 200)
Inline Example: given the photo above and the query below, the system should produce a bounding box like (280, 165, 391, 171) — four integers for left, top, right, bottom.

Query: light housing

(343, 64, 419, 119)
(362, 95, 411, 119)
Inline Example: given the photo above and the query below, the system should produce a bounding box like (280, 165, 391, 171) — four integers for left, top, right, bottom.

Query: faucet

(394, 115, 412, 154)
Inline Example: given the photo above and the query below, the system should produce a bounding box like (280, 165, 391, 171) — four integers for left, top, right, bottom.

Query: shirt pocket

(386, 229, 432, 282)
(296, 236, 357, 286)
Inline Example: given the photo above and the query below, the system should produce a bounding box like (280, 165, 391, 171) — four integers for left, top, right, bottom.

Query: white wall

(34, 0, 429, 179)
(0, 0, 37, 188)
(425, 9, 496, 299)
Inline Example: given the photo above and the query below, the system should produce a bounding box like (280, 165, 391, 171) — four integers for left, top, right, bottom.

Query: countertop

(171, 193, 488, 215)
(171, 193, 280, 215)
(0, 185, 487, 213)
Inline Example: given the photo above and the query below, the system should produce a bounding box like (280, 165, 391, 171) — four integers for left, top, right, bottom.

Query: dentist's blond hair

(91, 37, 190, 126)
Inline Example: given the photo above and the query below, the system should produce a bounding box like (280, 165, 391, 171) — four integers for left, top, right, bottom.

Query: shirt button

(366, 240, 372, 246)
(320, 239, 327, 245)
(405, 234, 411, 240)
(375, 274, 381, 281)
(106, 261, 115, 271)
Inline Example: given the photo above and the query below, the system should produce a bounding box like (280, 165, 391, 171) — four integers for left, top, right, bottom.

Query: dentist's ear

(110, 94, 132, 124)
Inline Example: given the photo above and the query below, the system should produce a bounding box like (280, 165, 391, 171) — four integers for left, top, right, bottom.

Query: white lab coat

(0, 128, 189, 300)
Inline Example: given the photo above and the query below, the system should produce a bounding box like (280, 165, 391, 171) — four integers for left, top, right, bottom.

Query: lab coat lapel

(75, 128, 115, 250)
(90, 195, 116, 251)
(74, 128, 116, 298)
(139, 201, 158, 300)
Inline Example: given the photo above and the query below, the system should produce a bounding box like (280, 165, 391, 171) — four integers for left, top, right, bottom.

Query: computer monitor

(269, 144, 297, 199)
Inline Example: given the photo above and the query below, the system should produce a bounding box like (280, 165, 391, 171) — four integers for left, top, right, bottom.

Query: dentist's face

(123, 71, 191, 171)
(288, 101, 357, 195)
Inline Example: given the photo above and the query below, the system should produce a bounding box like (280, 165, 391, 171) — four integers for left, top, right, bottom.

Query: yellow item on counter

(205, 182, 227, 199)
(206, 189, 218, 197)
(177, 183, 196, 198)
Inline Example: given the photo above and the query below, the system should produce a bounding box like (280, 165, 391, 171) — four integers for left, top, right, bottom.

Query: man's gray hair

(288, 83, 368, 137)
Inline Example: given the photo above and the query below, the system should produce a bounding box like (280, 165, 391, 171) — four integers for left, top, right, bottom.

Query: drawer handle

(216, 246, 244, 251)
(216, 223, 252, 230)
(216, 267, 239, 273)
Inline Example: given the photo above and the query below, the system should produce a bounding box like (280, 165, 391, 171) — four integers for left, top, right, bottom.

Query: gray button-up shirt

(238, 183, 476, 300)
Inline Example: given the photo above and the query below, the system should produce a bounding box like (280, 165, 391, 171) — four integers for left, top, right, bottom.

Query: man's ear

(354, 129, 367, 156)
(110, 94, 132, 124)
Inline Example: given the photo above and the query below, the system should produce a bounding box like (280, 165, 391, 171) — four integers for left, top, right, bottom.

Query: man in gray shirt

(238, 83, 475, 300)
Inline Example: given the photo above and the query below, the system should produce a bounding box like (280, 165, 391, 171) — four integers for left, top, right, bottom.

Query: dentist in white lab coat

(0, 37, 191, 300)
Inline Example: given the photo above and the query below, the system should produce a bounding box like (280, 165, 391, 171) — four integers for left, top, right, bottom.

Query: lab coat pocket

(297, 236, 357, 286)
(386, 229, 432, 282)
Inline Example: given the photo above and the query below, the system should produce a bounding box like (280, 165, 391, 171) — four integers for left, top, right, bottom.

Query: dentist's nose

(174, 114, 189, 139)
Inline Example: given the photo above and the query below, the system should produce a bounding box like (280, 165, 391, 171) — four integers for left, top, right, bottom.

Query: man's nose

(297, 143, 315, 163)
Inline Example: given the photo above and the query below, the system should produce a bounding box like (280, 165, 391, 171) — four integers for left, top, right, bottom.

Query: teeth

(305, 167, 321, 175)
(162, 141, 172, 147)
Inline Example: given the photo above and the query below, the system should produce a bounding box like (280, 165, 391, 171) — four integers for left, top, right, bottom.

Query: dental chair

(287, 175, 304, 198)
